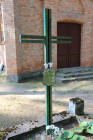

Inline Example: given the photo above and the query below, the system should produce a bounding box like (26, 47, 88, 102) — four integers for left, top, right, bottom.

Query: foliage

(29, 122, 93, 140)
(46, 125, 61, 136)
(46, 125, 85, 140)
(74, 121, 93, 134)
(0, 131, 6, 140)
(61, 72, 66, 75)
(56, 130, 85, 140)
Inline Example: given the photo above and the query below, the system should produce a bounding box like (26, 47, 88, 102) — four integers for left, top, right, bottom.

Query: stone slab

(2, 112, 74, 140)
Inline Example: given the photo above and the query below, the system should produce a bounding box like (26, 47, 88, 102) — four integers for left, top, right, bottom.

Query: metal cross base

(19, 8, 71, 134)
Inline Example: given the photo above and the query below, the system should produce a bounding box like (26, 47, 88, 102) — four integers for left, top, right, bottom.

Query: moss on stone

(70, 97, 84, 104)
(0, 131, 6, 140)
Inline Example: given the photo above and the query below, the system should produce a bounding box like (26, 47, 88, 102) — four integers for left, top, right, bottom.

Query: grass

(89, 69, 93, 72)
(0, 73, 6, 83)
(68, 76, 72, 79)
(33, 87, 37, 92)
(60, 72, 66, 75)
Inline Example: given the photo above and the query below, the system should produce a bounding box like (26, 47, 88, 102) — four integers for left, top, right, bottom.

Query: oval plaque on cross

(43, 69, 56, 86)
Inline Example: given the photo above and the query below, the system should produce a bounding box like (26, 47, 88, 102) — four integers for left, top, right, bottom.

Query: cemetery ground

(0, 74, 93, 130)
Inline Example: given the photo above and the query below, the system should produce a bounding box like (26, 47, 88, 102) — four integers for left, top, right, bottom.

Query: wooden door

(57, 22, 81, 68)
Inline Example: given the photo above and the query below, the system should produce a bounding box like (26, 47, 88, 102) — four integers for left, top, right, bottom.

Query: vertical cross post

(44, 9, 52, 133)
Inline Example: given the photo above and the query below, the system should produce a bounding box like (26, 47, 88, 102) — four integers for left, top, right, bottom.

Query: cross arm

(19, 35, 46, 44)
(19, 35, 72, 44)
(52, 40, 72, 44)
(51, 36, 72, 44)
(51, 36, 71, 40)
(20, 35, 46, 39)
(20, 40, 46, 44)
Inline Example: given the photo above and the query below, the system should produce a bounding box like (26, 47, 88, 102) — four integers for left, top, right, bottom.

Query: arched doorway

(57, 22, 81, 68)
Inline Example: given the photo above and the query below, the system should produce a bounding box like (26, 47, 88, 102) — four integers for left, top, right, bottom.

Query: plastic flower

(46, 125, 51, 130)
(50, 124, 55, 129)
(61, 128, 64, 134)
(48, 62, 53, 68)
(44, 63, 48, 69)
(55, 127, 59, 131)
(54, 130, 59, 136)
(53, 127, 59, 136)
(58, 131, 63, 137)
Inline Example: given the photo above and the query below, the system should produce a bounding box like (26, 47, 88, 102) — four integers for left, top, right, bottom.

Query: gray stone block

(7, 71, 43, 83)
(69, 97, 84, 115)
(7, 75, 22, 83)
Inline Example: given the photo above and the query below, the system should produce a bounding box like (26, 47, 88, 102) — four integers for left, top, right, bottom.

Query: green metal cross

(19, 8, 71, 134)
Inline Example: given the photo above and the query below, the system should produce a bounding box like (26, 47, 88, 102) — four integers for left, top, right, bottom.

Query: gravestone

(69, 97, 84, 115)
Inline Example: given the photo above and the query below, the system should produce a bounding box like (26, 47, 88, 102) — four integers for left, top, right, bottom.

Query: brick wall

(0, 44, 5, 65)
(0, 6, 1, 42)
(1, 0, 93, 82)
(0, 3, 5, 66)
(2, 0, 18, 77)
(14, 0, 44, 75)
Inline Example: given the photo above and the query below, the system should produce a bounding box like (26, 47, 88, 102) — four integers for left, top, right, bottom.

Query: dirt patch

(0, 75, 93, 129)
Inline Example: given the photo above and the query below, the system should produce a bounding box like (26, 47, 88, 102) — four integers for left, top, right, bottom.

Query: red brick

(0, 0, 93, 77)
